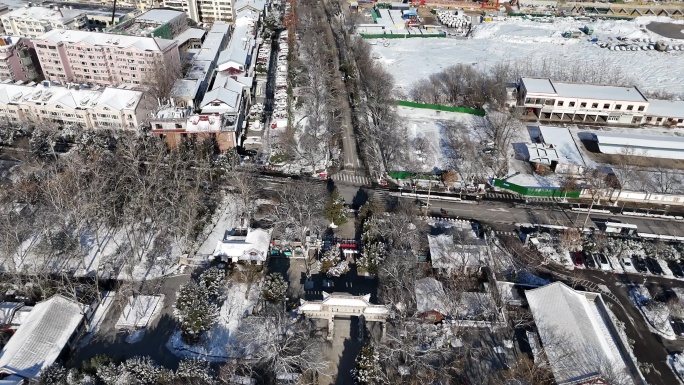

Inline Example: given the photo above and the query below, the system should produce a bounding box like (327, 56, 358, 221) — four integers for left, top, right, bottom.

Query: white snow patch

(629, 286, 676, 340)
(115, 295, 164, 329)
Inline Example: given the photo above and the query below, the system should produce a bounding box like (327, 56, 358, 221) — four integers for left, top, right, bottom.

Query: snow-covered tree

(319, 244, 350, 277)
(122, 356, 162, 385)
(176, 359, 215, 384)
(358, 241, 385, 276)
(324, 187, 347, 226)
(35, 363, 66, 385)
(199, 267, 226, 301)
(263, 273, 288, 303)
(352, 343, 385, 385)
(174, 281, 219, 344)
(95, 362, 130, 385)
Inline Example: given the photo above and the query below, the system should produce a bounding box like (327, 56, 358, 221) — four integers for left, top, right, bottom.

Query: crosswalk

(331, 172, 372, 186)
(487, 192, 521, 200)
(486, 192, 567, 203)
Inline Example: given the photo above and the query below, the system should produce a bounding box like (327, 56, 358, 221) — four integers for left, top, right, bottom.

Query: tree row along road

(319, 0, 362, 172)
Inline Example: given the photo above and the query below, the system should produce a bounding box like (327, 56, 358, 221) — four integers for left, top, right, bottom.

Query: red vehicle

(573, 252, 584, 266)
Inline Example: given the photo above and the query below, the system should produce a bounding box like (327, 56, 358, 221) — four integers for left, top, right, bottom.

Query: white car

(621, 257, 637, 274)
(597, 253, 612, 271)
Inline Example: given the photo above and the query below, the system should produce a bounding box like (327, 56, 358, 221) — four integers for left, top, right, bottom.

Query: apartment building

(0, 36, 40, 82)
(0, 5, 10, 35)
(518, 77, 684, 127)
(164, 0, 238, 23)
(0, 81, 150, 129)
(1, 5, 87, 38)
(33, 29, 180, 87)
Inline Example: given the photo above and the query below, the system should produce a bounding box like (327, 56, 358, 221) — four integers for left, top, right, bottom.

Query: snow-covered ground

(167, 280, 262, 361)
(115, 295, 165, 329)
(80, 291, 116, 347)
(669, 353, 684, 383)
(629, 285, 676, 340)
(371, 17, 684, 96)
(396, 106, 487, 172)
(195, 194, 242, 258)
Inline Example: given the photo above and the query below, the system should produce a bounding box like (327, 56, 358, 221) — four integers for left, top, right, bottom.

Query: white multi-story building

(518, 77, 684, 127)
(1, 5, 87, 38)
(0, 81, 150, 129)
(33, 29, 180, 87)
(163, 0, 265, 23)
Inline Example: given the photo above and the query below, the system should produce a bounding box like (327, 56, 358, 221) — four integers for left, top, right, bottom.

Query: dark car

(668, 260, 684, 278)
(646, 257, 663, 275)
(634, 257, 648, 273)
(573, 252, 584, 267)
(584, 251, 596, 269)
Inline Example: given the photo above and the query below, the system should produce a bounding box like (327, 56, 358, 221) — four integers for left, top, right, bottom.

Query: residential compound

(518, 77, 684, 127)
(164, 0, 263, 24)
(151, 6, 264, 150)
(33, 29, 180, 87)
(0, 36, 40, 82)
(0, 81, 149, 129)
(1, 5, 87, 39)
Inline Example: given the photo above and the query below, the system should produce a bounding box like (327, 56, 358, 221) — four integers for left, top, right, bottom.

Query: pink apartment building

(0, 36, 39, 81)
(32, 29, 180, 87)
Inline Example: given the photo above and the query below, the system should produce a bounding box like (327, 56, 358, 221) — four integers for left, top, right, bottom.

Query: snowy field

(115, 295, 165, 330)
(371, 17, 684, 95)
(167, 280, 262, 361)
(397, 106, 487, 172)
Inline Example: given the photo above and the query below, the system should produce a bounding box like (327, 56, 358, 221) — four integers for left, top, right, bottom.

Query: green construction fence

(395, 100, 486, 116)
(493, 178, 580, 198)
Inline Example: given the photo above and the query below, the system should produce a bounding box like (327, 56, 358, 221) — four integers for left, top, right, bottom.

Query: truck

(583, 25, 594, 35)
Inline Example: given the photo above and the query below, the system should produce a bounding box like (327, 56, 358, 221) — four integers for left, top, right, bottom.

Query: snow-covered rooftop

(526, 282, 636, 385)
(134, 9, 185, 24)
(0, 295, 84, 379)
(593, 131, 684, 160)
(522, 77, 647, 103)
(645, 99, 684, 118)
(538, 126, 586, 166)
(216, 13, 257, 71)
(4, 6, 85, 22)
(298, 292, 389, 316)
(0, 83, 143, 112)
(37, 29, 177, 52)
(427, 231, 488, 271)
(213, 228, 272, 263)
(174, 28, 206, 46)
(414, 277, 449, 315)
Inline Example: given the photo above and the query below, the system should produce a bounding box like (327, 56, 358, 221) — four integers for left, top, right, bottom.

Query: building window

(603, 103, 610, 109)
(569, 102, 575, 107)
(657, 118, 662, 122)
(580, 102, 587, 108)
(608, 116, 619, 122)
(638, 106, 645, 112)
(591, 103, 598, 108)
(175, 123, 182, 129)
(677, 119, 683, 123)
(627, 105, 633, 111)
(544, 99, 554, 106)
(646, 117, 652, 122)
(557, 101, 564, 107)
(615, 104, 622, 110)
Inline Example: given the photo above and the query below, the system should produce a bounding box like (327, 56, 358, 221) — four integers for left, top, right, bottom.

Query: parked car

(669, 260, 684, 278)
(621, 257, 637, 274)
(646, 257, 663, 275)
(584, 252, 596, 269)
(597, 253, 611, 271)
(573, 252, 584, 267)
(634, 257, 648, 273)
